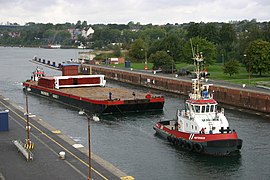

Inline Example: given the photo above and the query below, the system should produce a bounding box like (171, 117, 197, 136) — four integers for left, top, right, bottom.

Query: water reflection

(192, 154, 242, 176)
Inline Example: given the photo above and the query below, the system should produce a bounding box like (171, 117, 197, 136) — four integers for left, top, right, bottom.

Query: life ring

(185, 141, 193, 151)
(193, 142, 204, 153)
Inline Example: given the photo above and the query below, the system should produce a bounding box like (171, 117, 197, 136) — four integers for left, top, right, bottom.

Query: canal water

(0, 47, 269, 179)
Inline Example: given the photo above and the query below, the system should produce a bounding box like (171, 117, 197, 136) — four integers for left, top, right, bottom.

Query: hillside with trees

(1, 19, 270, 76)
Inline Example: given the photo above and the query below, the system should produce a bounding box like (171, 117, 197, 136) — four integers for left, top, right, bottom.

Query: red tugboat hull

(154, 120, 242, 156)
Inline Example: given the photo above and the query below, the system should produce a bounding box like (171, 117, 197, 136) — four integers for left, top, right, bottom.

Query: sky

(0, 0, 269, 25)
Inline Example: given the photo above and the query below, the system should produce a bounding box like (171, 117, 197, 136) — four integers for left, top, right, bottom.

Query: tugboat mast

(193, 52, 204, 100)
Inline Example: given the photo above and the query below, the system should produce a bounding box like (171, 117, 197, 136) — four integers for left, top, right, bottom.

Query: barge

(23, 67, 164, 114)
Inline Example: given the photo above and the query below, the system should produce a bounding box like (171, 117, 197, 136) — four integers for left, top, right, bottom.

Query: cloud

(0, 0, 269, 25)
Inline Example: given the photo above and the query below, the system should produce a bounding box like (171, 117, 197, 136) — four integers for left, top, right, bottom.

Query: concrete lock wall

(89, 66, 270, 114)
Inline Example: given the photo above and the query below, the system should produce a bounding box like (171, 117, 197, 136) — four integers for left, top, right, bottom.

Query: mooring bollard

(59, 151, 66, 159)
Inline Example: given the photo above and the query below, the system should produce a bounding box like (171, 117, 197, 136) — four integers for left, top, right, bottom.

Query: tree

(128, 38, 147, 62)
(223, 59, 240, 76)
(139, 27, 166, 43)
(220, 23, 237, 51)
(75, 20, 82, 28)
(121, 29, 138, 44)
(92, 28, 122, 46)
(112, 45, 122, 57)
(149, 51, 174, 73)
(187, 22, 202, 39)
(77, 34, 87, 46)
(219, 23, 237, 61)
(158, 33, 185, 63)
(201, 23, 220, 44)
(245, 39, 270, 76)
(81, 21, 88, 28)
(182, 37, 217, 65)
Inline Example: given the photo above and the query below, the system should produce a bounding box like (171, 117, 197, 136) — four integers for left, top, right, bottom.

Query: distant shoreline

(0, 45, 89, 49)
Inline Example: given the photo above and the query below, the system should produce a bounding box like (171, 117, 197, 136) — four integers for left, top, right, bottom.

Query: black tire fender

(178, 138, 184, 146)
(194, 142, 204, 153)
(181, 140, 186, 148)
(185, 141, 193, 151)
(172, 137, 178, 145)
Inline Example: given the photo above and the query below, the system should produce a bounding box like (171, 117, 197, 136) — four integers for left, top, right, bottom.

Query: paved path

(0, 95, 131, 180)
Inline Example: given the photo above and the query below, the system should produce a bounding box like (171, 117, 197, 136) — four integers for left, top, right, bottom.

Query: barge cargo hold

(23, 68, 164, 114)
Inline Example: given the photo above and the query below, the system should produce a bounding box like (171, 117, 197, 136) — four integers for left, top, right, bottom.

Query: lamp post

(25, 87, 33, 152)
(25, 87, 30, 143)
(79, 111, 92, 180)
(141, 49, 148, 70)
(244, 54, 250, 84)
(167, 50, 173, 74)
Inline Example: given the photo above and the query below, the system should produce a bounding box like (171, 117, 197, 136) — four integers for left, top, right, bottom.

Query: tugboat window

(206, 105, 210, 112)
(202, 106, 205, 113)
(195, 106, 200, 113)
(210, 105, 214, 112)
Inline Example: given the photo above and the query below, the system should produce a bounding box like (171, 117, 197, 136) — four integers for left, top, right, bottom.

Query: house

(109, 57, 125, 64)
(82, 27, 94, 38)
(68, 27, 94, 40)
(109, 58, 119, 64)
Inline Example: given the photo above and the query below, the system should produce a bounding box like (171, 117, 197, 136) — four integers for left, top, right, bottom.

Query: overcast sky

(0, 0, 269, 25)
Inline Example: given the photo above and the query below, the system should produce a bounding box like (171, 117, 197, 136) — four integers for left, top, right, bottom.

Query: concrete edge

(1, 95, 128, 178)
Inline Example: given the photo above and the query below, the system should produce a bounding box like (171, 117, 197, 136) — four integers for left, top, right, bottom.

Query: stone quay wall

(81, 65, 270, 114)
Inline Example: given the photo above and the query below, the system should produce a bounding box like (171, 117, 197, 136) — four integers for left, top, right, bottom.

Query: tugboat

(153, 52, 243, 156)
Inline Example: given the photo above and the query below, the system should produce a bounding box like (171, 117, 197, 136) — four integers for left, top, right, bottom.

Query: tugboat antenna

(190, 39, 195, 58)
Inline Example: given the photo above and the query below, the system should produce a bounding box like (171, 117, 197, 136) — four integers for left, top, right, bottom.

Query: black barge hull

(24, 87, 164, 115)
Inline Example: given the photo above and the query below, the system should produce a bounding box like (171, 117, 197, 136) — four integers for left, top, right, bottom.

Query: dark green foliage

(187, 22, 202, 39)
(128, 38, 147, 62)
(218, 23, 237, 61)
(149, 51, 174, 72)
(138, 27, 166, 43)
(182, 37, 217, 65)
(158, 34, 185, 63)
(112, 45, 122, 57)
(245, 39, 270, 76)
(223, 59, 240, 76)
(0, 23, 72, 46)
